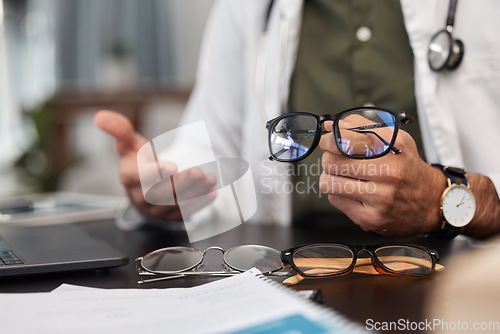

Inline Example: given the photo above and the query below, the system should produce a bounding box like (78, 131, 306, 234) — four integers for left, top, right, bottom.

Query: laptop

(0, 223, 128, 277)
(0, 192, 122, 225)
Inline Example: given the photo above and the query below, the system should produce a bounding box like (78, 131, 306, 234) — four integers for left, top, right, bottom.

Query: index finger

(94, 110, 146, 156)
(319, 132, 341, 155)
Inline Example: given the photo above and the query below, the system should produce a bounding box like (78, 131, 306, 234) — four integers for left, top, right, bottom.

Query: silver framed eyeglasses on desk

(135, 244, 290, 284)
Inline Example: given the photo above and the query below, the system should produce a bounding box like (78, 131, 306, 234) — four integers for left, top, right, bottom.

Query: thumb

(323, 120, 333, 132)
(94, 110, 146, 156)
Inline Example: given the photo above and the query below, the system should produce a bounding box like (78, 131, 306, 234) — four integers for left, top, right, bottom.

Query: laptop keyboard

(0, 238, 24, 266)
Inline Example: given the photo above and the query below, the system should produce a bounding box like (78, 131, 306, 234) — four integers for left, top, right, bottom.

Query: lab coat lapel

(260, 0, 303, 121)
(400, 0, 465, 166)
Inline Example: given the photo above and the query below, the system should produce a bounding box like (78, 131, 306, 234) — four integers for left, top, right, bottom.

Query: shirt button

(356, 26, 372, 42)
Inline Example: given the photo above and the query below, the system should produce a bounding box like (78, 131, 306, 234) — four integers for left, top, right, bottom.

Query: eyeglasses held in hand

(280, 243, 444, 285)
(135, 245, 288, 284)
(266, 107, 414, 162)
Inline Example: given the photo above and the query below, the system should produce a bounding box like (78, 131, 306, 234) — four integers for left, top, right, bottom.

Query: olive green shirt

(288, 0, 424, 227)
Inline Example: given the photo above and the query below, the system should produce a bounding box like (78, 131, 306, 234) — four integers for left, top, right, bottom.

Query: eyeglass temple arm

(137, 272, 242, 284)
(282, 261, 445, 286)
(138, 270, 290, 284)
(401, 113, 414, 124)
(347, 124, 401, 154)
(282, 266, 380, 286)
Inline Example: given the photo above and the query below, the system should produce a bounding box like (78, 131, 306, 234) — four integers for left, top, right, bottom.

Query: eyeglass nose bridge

(318, 114, 337, 122)
(197, 246, 228, 272)
(352, 248, 390, 275)
(202, 246, 225, 255)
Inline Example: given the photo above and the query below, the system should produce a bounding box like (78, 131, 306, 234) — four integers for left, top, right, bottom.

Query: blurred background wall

(0, 0, 215, 198)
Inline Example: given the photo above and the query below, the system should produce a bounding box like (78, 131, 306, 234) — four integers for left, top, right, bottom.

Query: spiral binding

(254, 273, 368, 333)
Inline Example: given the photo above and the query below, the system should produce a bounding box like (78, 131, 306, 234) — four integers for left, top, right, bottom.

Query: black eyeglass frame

(280, 242, 440, 279)
(266, 106, 414, 162)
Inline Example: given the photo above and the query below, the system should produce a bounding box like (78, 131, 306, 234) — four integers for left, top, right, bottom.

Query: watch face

(441, 184, 476, 227)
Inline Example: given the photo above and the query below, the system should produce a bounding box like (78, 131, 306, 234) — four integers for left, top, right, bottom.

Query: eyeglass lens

(270, 114, 318, 161)
(141, 245, 283, 274)
(223, 245, 283, 272)
(291, 245, 433, 277)
(142, 246, 203, 274)
(337, 109, 396, 158)
(373, 245, 433, 275)
(269, 109, 397, 160)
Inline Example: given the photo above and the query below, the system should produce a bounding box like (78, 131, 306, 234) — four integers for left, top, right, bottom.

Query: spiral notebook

(0, 269, 366, 333)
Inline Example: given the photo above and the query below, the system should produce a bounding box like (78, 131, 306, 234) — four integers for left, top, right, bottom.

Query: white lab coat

(119, 0, 500, 229)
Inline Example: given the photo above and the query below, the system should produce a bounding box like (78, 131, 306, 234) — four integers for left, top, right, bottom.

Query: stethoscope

(255, 0, 464, 119)
(428, 0, 464, 71)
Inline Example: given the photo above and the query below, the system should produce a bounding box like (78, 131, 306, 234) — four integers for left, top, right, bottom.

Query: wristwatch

(429, 164, 476, 238)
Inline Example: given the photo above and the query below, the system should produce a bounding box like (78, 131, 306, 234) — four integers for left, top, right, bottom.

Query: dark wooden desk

(0, 219, 473, 328)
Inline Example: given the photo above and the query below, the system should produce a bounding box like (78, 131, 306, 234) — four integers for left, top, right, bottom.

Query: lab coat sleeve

(116, 0, 249, 230)
(179, 0, 247, 159)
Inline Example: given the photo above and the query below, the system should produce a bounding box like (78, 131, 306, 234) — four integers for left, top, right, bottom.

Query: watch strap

(432, 164, 468, 186)
(429, 164, 466, 239)
(428, 221, 462, 239)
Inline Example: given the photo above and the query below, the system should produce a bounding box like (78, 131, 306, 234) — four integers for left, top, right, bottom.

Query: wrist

(460, 174, 500, 238)
(425, 164, 447, 234)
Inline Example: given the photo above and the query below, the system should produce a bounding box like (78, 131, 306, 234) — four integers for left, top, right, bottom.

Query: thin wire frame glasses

(266, 107, 414, 162)
(280, 243, 443, 285)
(135, 244, 289, 284)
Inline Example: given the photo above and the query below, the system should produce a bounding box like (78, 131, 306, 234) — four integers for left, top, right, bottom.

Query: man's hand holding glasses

(266, 107, 446, 237)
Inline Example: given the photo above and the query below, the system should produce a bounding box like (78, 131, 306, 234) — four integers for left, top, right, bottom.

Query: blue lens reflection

(271, 114, 317, 160)
(272, 134, 310, 159)
(338, 110, 395, 158)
